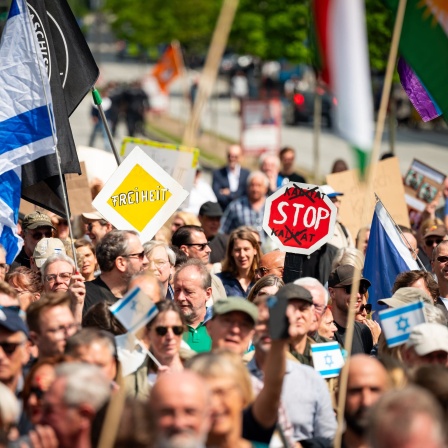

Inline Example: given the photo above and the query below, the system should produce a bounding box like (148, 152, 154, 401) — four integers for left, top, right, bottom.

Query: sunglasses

(436, 256, 448, 263)
(0, 341, 22, 356)
(183, 243, 210, 251)
(425, 238, 443, 247)
(29, 230, 53, 240)
(359, 304, 372, 314)
(122, 251, 145, 260)
(334, 284, 369, 295)
(155, 326, 184, 336)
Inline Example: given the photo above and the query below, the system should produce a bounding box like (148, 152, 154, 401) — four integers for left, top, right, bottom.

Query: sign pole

(313, 85, 322, 182)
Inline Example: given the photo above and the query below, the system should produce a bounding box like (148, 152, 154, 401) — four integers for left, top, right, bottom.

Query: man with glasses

(257, 250, 285, 279)
(27, 294, 78, 359)
(432, 240, 448, 319)
(328, 265, 373, 354)
(81, 211, 114, 247)
(84, 230, 149, 316)
(422, 225, 447, 271)
(13, 211, 55, 269)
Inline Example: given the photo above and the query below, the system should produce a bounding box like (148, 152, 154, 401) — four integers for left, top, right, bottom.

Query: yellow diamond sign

(92, 147, 189, 241)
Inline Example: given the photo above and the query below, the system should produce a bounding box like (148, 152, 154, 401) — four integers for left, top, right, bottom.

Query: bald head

(259, 251, 285, 278)
(127, 273, 164, 303)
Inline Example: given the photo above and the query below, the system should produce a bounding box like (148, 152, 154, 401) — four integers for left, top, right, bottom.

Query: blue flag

(364, 201, 419, 313)
(0, 0, 56, 263)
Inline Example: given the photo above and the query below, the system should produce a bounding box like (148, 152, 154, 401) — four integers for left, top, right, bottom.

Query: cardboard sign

(263, 183, 337, 255)
(326, 157, 410, 240)
(92, 147, 189, 242)
(120, 137, 199, 192)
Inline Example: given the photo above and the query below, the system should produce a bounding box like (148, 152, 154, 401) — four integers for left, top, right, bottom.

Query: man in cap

(321, 185, 354, 249)
(402, 323, 448, 367)
(198, 201, 229, 264)
(421, 224, 447, 270)
(206, 296, 258, 355)
(328, 265, 373, 354)
(30, 237, 66, 272)
(81, 211, 114, 247)
(432, 240, 448, 319)
(13, 211, 55, 269)
(378, 286, 433, 308)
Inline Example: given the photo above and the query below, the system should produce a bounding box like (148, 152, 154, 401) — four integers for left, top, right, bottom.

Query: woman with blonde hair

(170, 211, 201, 235)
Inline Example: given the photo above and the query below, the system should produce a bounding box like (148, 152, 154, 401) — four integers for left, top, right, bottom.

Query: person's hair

(367, 387, 445, 448)
(247, 170, 269, 188)
(54, 362, 111, 411)
(433, 240, 448, 262)
(294, 277, 329, 306)
(171, 211, 201, 229)
(171, 225, 205, 248)
(65, 328, 117, 359)
(170, 245, 188, 268)
(96, 230, 139, 272)
(173, 258, 211, 290)
(355, 226, 370, 244)
(0, 382, 19, 429)
(331, 247, 365, 271)
(331, 159, 348, 173)
(41, 253, 75, 278)
(82, 302, 126, 335)
(147, 299, 186, 329)
(279, 146, 295, 159)
(143, 240, 176, 266)
(377, 333, 404, 363)
(221, 228, 261, 279)
(392, 270, 439, 303)
(74, 238, 96, 256)
(7, 267, 42, 296)
(187, 350, 253, 407)
(247, 274, 284, 303)
(26, 293, 72, 333)
(0, 281, 18, 298)
(128, 271, 165, 303)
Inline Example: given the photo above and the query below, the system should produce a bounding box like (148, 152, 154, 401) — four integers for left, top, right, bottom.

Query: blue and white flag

(311, 341, 345, 378)
(364, 201, 419, 313)
(0, 0, 57, 263)
(379, 300, 425, 347)
(109, 286, 159, 334)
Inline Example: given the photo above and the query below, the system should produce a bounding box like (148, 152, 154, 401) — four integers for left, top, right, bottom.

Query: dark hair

(82, 302, 126, 335)
(7, 267, 43, 295)
(171, 225, 205, 248)
(170, 245, 188, 268)
(279, 146, 295, 159)
(392, 270, 439, 302)
(147, 299, 186, 329)
(96, 230, 138, 272)
(74, 238, 96, 256)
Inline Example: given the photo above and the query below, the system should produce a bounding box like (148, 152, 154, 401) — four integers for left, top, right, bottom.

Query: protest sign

(311, 341, 345, 379)
(120, 137, 198, 192)
(326, 157, 410, 239)
(92, 147, 189, 241)
(263, 182, 337, 255)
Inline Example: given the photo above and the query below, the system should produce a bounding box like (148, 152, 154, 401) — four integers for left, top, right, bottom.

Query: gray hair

(294, 277, 329, 306)
(55, 362, 111, 411)
(0, 382, 20, 427)
(41, 253, 75, 278)
(424, 304, 448, 326)
(174, 258, 211, 290)
(143, 240, 176, 266)
(247, 170, 269, 188)
(259, 153, 280, 169)
(331, 247, 365, 271)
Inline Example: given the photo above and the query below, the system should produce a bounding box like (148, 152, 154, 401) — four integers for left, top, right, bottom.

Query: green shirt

(183, 322, 212, 353)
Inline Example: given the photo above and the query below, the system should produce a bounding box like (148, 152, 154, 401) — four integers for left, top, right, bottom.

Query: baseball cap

(81, 211, 106, 223)
(0, 307, 29, 336)
(213, 297, 258, 324)
(405, 323, 448, 356)
(423, 225, 447, 239)
(22, 211, 55, 231)
(33, 238, 66, 268)
(199, 201, 223, 217)
(276, 283, 313, 305)
(328, 265, 371, 288)
(320, 184, 344, 199)
(378, 287, 433, 307)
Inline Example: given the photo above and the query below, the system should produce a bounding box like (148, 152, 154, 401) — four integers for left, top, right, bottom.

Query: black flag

(20, 0, 99, 217)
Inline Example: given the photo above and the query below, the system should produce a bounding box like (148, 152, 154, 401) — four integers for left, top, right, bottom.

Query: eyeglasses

(425, 238, 443, 247)
(155, 325, 184, 336)
(46, 323, 79, 336)
(30, 386, 45, 400)
(436, 256, 448, 263)
(183, 243, 210, 251)
(44, 272, 73, 283)
(333, 284, 369, 295)
(0, 341, 23, 356)
(28, 230, 53, 240)
(148, 259, 169, 269)
(257, 266, 284, 276)
(122, 251, 145, 260)
(359, 304, 372, 314)
(0, 263, 9, 272)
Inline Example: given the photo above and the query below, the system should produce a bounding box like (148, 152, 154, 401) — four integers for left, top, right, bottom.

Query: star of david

(324, 353, 334, 367)
(395, 316, 410, 333)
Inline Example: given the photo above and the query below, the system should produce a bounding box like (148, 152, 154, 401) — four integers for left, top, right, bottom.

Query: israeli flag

(109, 286, 159, 333)
(364, 201, 419, 313)
(311, 341, 345, 378)
(379, 300, 425, 347)
(0, 0, 56, 263)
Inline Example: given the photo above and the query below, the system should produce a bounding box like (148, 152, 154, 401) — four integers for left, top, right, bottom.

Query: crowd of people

(0, 144, 447, 448)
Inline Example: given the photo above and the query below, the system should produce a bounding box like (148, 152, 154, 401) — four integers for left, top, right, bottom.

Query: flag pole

(334, 0, 408, 447)
(91, 88, 122, 166)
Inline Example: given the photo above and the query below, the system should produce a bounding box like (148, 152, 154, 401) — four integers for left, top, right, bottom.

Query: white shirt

(227, 165, 241, 193)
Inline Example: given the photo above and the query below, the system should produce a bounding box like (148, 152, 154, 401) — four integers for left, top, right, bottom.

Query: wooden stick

(333, 0, 408, 447)
(182, 0, 239, 147)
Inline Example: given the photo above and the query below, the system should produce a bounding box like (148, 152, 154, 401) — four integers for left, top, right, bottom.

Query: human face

(358, 229, 370, 255)
(288, 299, 314, 338)
(318, 308, 337, 340)
(174, 266, 210, 326)
(404, 347, 448, 367)
(0, 328, 27, 388)
(432, 244, 448, 283)
(227, 145, 241, 170)
(43, 261, 74, 294)
(147, 246, 172, 285)
(330, 283, 364, 316)
(33, 306, 77, 358)
(27, 363, 56, 425)
(149, 311, 183, 363)
(199, 215, 221, 238)
(86, 220, 109, 246)
(171, 216, 185, 234)
(231, 238, 257, 274)
(74, 342, 116, 381)
(181, 231, 211, 264)
(207, 311, 254, 355)
(280, 150, 295, 172)
(261, 157, 279, 179)
(23, 226, 53, 256)
(253, 301, 271, 353)
(121, 234, 149, 276)
(76, 246, 96, 281)
(56, 219, 69, 240)
(355, 296, 368, 324)
(0, 250, 8, 282)
(410, 278, 433, 302)
(247, 176, 268, 203)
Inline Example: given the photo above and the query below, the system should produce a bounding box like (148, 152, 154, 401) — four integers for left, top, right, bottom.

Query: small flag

(152, 43, 183, 92)
(379, 300, 425, 347)
(364, 201, 419, 313)
(311, 341, 345, 378)
(109, 286, 158, 334)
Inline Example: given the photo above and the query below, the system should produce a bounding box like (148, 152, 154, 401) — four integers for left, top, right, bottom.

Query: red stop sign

(263, 182, 337, 255)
